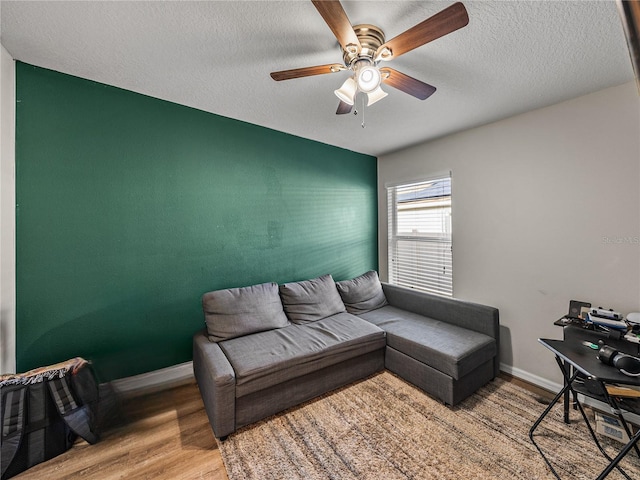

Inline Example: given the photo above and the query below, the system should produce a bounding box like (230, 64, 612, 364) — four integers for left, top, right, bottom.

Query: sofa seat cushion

(358, 306, 495, 380)
(219, 312, 386, 397)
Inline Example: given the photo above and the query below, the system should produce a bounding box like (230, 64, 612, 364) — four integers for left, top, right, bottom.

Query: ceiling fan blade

(336, 101, 353, 115)
(270, 64, 345, 81)
(376, 2, 468, 61)
(380, 68, 436, 100)
(311, 0, 362, 53)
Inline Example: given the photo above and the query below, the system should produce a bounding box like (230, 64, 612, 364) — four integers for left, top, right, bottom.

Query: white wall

(378, 82, 640, 388)
(1, 44, 16, 374)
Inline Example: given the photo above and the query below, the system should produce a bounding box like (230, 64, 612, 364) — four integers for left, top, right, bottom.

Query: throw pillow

(202, 282, 290, 342)
(279, 274, 346, 324)
(335, 270, 388, 314)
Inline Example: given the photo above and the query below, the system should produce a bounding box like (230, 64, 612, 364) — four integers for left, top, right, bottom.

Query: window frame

(386, 174, 453, 297)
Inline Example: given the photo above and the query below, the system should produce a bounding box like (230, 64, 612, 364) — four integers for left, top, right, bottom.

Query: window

(387, 175, 452, 297)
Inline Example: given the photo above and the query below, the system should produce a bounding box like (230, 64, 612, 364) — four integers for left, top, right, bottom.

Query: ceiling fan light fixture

(356, 65, 381, 93)
(334, 76, 358, 105)
(366, 86, 388, 106)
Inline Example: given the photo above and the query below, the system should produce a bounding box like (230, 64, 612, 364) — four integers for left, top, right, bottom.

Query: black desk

(530, 338, 640, 480)
(560, 325, 640, 425)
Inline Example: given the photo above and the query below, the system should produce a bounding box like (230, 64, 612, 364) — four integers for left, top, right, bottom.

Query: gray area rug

(217, 371, 640, 479)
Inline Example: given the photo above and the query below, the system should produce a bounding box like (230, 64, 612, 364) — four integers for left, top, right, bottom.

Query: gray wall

(378, 82, 640, 388)
(0, 45, 15, 375)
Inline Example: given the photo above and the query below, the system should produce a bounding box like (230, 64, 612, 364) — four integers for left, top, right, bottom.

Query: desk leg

(563, 361, 570, 423)
(604, 394, 640, 459)
(529, 368, 579, 479)
(556, 364, 576, 424)
(561, 363, 580, 424)
(530, 357, 634, 480)
(554, 362, 613, 461)
(596, 429, 640, 480)
(567, 380, 636, 480)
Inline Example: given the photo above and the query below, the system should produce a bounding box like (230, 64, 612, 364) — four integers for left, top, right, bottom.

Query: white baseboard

(111, 361, 560, 399)
(108, 361, 584, 405)
(500, 363, 563, 393)
(110, 361, 194, 397)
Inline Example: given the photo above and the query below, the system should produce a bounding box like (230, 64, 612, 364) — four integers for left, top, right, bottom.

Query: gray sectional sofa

(193, 271, 499, 439)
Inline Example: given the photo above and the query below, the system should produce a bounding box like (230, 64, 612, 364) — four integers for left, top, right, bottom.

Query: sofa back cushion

(336, 270, 388, 314)
(202, 282, 290, 342)
(279, 274, 346, 324)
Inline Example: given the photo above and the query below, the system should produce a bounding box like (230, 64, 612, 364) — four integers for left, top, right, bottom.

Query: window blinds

(387, 175, 452, 297)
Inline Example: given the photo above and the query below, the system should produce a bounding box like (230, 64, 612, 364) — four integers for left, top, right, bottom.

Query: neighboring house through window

(387, 175, 452, 297)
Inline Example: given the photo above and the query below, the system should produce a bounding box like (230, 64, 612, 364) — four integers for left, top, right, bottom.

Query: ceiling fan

(270, 1, 469, 115)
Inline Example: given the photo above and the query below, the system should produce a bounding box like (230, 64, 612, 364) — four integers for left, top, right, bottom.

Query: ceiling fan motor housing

(342, 24, 386, 67)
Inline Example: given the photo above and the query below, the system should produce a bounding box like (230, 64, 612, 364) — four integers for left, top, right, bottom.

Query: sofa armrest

(193, 329, 236, 438)
(381, 283, 500, 376)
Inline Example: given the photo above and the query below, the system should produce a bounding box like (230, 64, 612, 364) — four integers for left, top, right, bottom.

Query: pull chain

(353, 95, 366, 129)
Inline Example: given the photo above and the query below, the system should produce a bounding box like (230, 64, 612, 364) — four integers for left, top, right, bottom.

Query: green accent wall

(15, 62, 377, 381)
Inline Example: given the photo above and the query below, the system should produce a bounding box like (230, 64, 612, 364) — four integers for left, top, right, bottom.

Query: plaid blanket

(0, 358, 88, 387)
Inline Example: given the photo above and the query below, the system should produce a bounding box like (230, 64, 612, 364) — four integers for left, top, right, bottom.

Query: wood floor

(14, 380, 229, 480)
(12, 373, 551, 480)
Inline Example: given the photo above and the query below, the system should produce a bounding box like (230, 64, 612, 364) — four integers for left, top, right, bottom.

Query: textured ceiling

(0, 0, 635, 156)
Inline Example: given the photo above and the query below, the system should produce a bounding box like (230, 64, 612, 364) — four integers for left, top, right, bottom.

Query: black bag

(0, 358, 99, 479)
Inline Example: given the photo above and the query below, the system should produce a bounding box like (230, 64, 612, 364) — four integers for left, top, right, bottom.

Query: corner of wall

(1, 44, 17, 374)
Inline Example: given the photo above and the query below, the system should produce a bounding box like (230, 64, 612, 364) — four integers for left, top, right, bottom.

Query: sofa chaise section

(360, 283, 500, 405)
